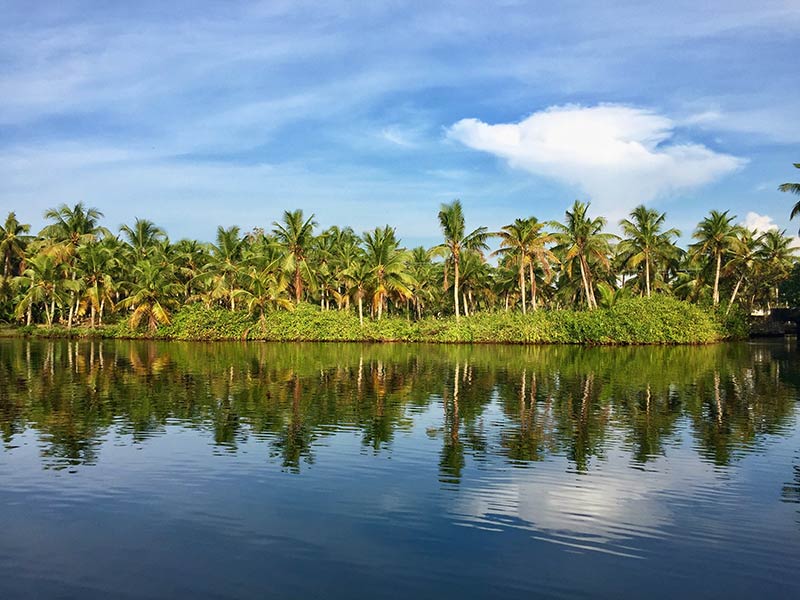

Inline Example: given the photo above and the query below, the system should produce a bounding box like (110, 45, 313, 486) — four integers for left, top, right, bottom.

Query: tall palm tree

(0, 212, 30, 278)
(342, 257, 371, 326)
(493, 219, 532, 314)
(779, 163, 800, 228)
(362, 226, 414, 319)
(436, 200, 489, 320)
(273, 210, 317, 303)
(207, 226, 245, 310)
(524, 217, 557, 311)
(690, 210, 742, 306)
(756, 228, 796, 308)
(552, 201, 615, 309)
(723, 228, 758, 314)
(618, 205, 681, 297)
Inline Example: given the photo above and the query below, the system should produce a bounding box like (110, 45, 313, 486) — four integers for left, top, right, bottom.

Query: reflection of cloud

(453, 445, 724, 557)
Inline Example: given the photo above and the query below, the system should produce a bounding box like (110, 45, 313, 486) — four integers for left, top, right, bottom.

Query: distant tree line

(0, 191, 797, 330)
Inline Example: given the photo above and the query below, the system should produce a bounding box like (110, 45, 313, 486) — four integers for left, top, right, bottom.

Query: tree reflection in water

(0, 339, 797, 477)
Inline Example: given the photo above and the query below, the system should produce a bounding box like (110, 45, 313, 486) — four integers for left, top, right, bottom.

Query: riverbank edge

(0, 297, 748, 346)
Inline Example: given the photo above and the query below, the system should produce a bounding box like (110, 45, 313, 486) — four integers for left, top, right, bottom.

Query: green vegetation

(14, 296, 740, 345)
(0, 180, 796, 344)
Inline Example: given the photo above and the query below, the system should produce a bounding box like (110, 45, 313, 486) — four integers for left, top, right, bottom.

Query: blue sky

(1, 0, 798, 247)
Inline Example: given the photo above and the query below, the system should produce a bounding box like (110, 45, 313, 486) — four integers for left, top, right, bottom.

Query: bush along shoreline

(3, 296, 748, 345)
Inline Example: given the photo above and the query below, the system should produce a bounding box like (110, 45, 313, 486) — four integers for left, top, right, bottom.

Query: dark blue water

(0, 339, 798, 598)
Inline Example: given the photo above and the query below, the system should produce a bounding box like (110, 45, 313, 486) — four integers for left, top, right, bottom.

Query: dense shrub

(7, 297, 743, 345)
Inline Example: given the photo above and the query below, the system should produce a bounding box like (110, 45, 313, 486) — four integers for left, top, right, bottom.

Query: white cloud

(742, 212, 800, 249)
(743, 211, 779, 233)
(447, 104, 745, 218)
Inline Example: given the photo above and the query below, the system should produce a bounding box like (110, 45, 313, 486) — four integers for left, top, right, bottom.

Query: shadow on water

(0, 338, 797, 477)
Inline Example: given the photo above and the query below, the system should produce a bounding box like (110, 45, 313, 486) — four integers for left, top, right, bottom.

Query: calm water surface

(0, 338, 798, 599)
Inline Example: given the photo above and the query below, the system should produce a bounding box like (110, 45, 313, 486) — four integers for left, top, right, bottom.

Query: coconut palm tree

(552, 201, 615, 309)
(493, 219, 532, 314)
(618, 205, 681, 297)
(779, 162, 800, 227)
(118, 260, 182, 331)
(0, 212, 30, 278)
(723, 229, 758, 314)
(120, 218, 167, 260)
(525, 217, 557, 310)
(13, 254, 69, 326)
(756, 228, 796, 309)
(436, 200, 489, 320)
(690, 210, 742, 306)
(272, 210, 317, 303)
(362, 226, 414, 319)
(342, 258, 371, 326)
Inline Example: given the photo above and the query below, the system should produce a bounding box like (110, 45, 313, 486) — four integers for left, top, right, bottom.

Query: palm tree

(493, 219, 532, 314)
(618, 205, 681, 297)
(362, 226, 414, 319)
(723, 229, 758, 314)
(436, 200, 489, 320)
(779, 163, 800, 228)
(756, 229, 796, 308)
(118, 260, 182, 331)
(0, 212, 30, 278)
(204, 226, 244, 310)
(273, 210, 317, 303)
(13, 254, 69, 326)
(552, 201, 615, 309)
(236, 262, 293, 321)
(76, 241, 118, 327)
(120, 218, 167, 260)
(524, 218, 557, 311)
(690, 210, 742, 306)
(342, 258, 371, 326)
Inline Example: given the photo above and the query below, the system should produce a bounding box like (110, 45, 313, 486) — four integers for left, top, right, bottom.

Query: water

(0, 338, 798, 599)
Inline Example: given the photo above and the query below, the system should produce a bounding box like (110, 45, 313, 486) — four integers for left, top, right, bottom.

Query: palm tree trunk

(645, 255, 651, 297)
(529, 260, 537, 311)
(713, 252, 721, 306)
(462, 290, 469, 317)
(519, 260, 526, 314)
(294, 264, 302, 303)
(100, 298, 105, 326)
(26, 303, 31, 326)
(358, 295, 364, 326)
(578, 257, 593, 309)
(726, 274, 744, 316)
(453, 256, 460, 321)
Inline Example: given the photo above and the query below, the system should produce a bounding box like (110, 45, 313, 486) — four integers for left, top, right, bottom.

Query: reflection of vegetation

(0, 339, 797, 475)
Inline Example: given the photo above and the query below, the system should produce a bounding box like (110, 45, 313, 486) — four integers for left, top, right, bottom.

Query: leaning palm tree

(0, 212, 30, 278)
(552, 201, 615, 309)
(436, 200, 489, 320)
(690, 210, 742, 306)
(778, 163, 800, 226)
(272, 210, 317, 303)
(618, 205, 681, 297)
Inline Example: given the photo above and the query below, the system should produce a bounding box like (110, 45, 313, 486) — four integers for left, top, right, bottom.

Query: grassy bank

(2, 296, 747, 345)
